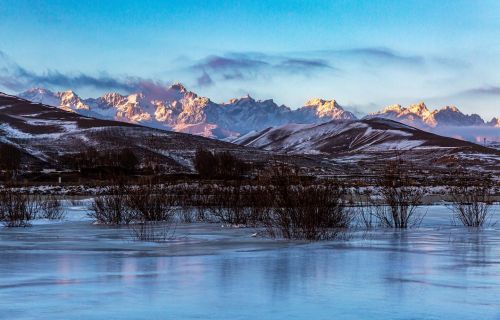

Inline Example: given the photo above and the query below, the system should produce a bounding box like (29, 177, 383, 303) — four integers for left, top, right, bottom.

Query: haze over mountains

(19, 84, 499, 142)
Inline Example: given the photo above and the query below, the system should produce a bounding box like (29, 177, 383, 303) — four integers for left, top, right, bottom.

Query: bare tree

(39, 195, 65, 220)
(374, 156, 426, 228)
(0, 189, 39, 227)
(88, 184, 132, 224)
(447, 168, 495, 227)
(262, 166, 352, 240)
(126, 182, 177, 222)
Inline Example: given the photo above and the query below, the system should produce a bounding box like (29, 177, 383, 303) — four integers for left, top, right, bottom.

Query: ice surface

(0, 204, 499, 319)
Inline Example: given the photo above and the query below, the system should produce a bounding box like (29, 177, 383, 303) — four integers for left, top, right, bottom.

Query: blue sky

(1, 0, 499, 118)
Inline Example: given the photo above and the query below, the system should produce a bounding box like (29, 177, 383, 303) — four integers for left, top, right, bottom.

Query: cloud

(461, 86, 500, 96)
(0, 49, 169, 95)
(186, 47, 457, 88)
(337, 47, 425, 65)
(189, 53, 335, 87)
(196, 71, 214, 87)
(277, 58, 334, 72)
(195, 55, 269, 70)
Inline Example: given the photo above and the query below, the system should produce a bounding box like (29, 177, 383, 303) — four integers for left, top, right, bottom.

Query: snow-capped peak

(298, 98, 356, 120)
(407, 102, 430, 114)
(381, 104, 404, 113)
(169, 82, 187, 93)
(368, 102, 488, 128)
(439, 105, 460, 113)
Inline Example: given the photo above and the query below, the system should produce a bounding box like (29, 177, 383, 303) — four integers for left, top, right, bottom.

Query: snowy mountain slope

(236, 117, 498, 156)
(0, 92, 304, 172)
(19, 85, 357, 140)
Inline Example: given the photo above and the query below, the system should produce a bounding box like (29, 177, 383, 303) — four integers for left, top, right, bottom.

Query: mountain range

(18, 85, 499, 142)
(2, 92, 498, 175)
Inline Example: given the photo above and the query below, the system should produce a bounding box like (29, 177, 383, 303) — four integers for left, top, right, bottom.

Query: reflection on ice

(0, 204, 499, 319)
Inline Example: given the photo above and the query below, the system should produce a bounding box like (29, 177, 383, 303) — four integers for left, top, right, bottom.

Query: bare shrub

(353, 189, 377, 229)
(264, 173, 352, 240)
(0, 190, 39, 227)
(126, 183, 177, 222)
(39, 195, 65, 220)
(178, 206, 194, 223)
(193, 186, 213, 222)
(209, 182, 252, 225)
(246, 185, 273, 226)
(447, 169, 495, 227)
(374, 157, 426, 228)
(124, 182, 178, 241)
(88, 184, 132, 224)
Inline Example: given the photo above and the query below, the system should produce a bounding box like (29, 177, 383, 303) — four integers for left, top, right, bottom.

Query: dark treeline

(60, 147, 139, 173)
(0, 144, 22, 172)
(194, 148, 249, 179)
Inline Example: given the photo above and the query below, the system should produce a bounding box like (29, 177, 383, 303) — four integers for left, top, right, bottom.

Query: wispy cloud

(461, 85, 500, 96)
(187, 46, 462, 88)
(189, 53, 335, 87)
(337, 47, 425, 65)
(0, 50, 170, 95)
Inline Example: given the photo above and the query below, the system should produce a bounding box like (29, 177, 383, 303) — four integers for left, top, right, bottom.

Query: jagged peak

(407, 102, 430, 114)
(381, 104, 403, 113)
(169, 82, 187, 93)
(227, 95, 256, 104)
(23, 87, 54, 95)
(101, 92, 126, 100)
(58, 90, 78, 97)
(489, 117, 500, 127)
(438, 105, 461, 113)
(126, 93, 145, 103)
(304, 98, 341, 109)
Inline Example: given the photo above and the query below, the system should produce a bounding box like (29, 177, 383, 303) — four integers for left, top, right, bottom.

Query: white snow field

(0, 203, 499, 319)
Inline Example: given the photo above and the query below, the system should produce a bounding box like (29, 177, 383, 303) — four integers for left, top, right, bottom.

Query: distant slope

(0, 92, 302, 172)
(235, 118, 492, 153)
(365, 102, 500, 143)
(235, 118, 500, 173)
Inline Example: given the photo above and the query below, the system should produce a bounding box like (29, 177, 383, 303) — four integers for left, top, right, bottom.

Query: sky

(0, 0, 500, 119)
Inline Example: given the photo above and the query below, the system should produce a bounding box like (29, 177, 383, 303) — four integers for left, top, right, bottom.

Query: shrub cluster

(0, 190, 65, 227)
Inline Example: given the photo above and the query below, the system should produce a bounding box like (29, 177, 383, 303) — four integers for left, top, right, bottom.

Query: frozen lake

(0, 203, 499, 319)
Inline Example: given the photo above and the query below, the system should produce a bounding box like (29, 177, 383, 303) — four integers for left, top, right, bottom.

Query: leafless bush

(246, 185, 273, 226)
(447, 169, 495, 227)
(88, 184, 132, 224)
(374, 157, 426, 228)
(208, 183, 252, 225)
(0, 190, 39, 227)
(39, 195, 65, 220)
(264, 176, 352, 240)
(203, 182, 273, 226)
(126, 183, 177, 222)
(178, 206, 194, 223)
(352, 189, 377, 229)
